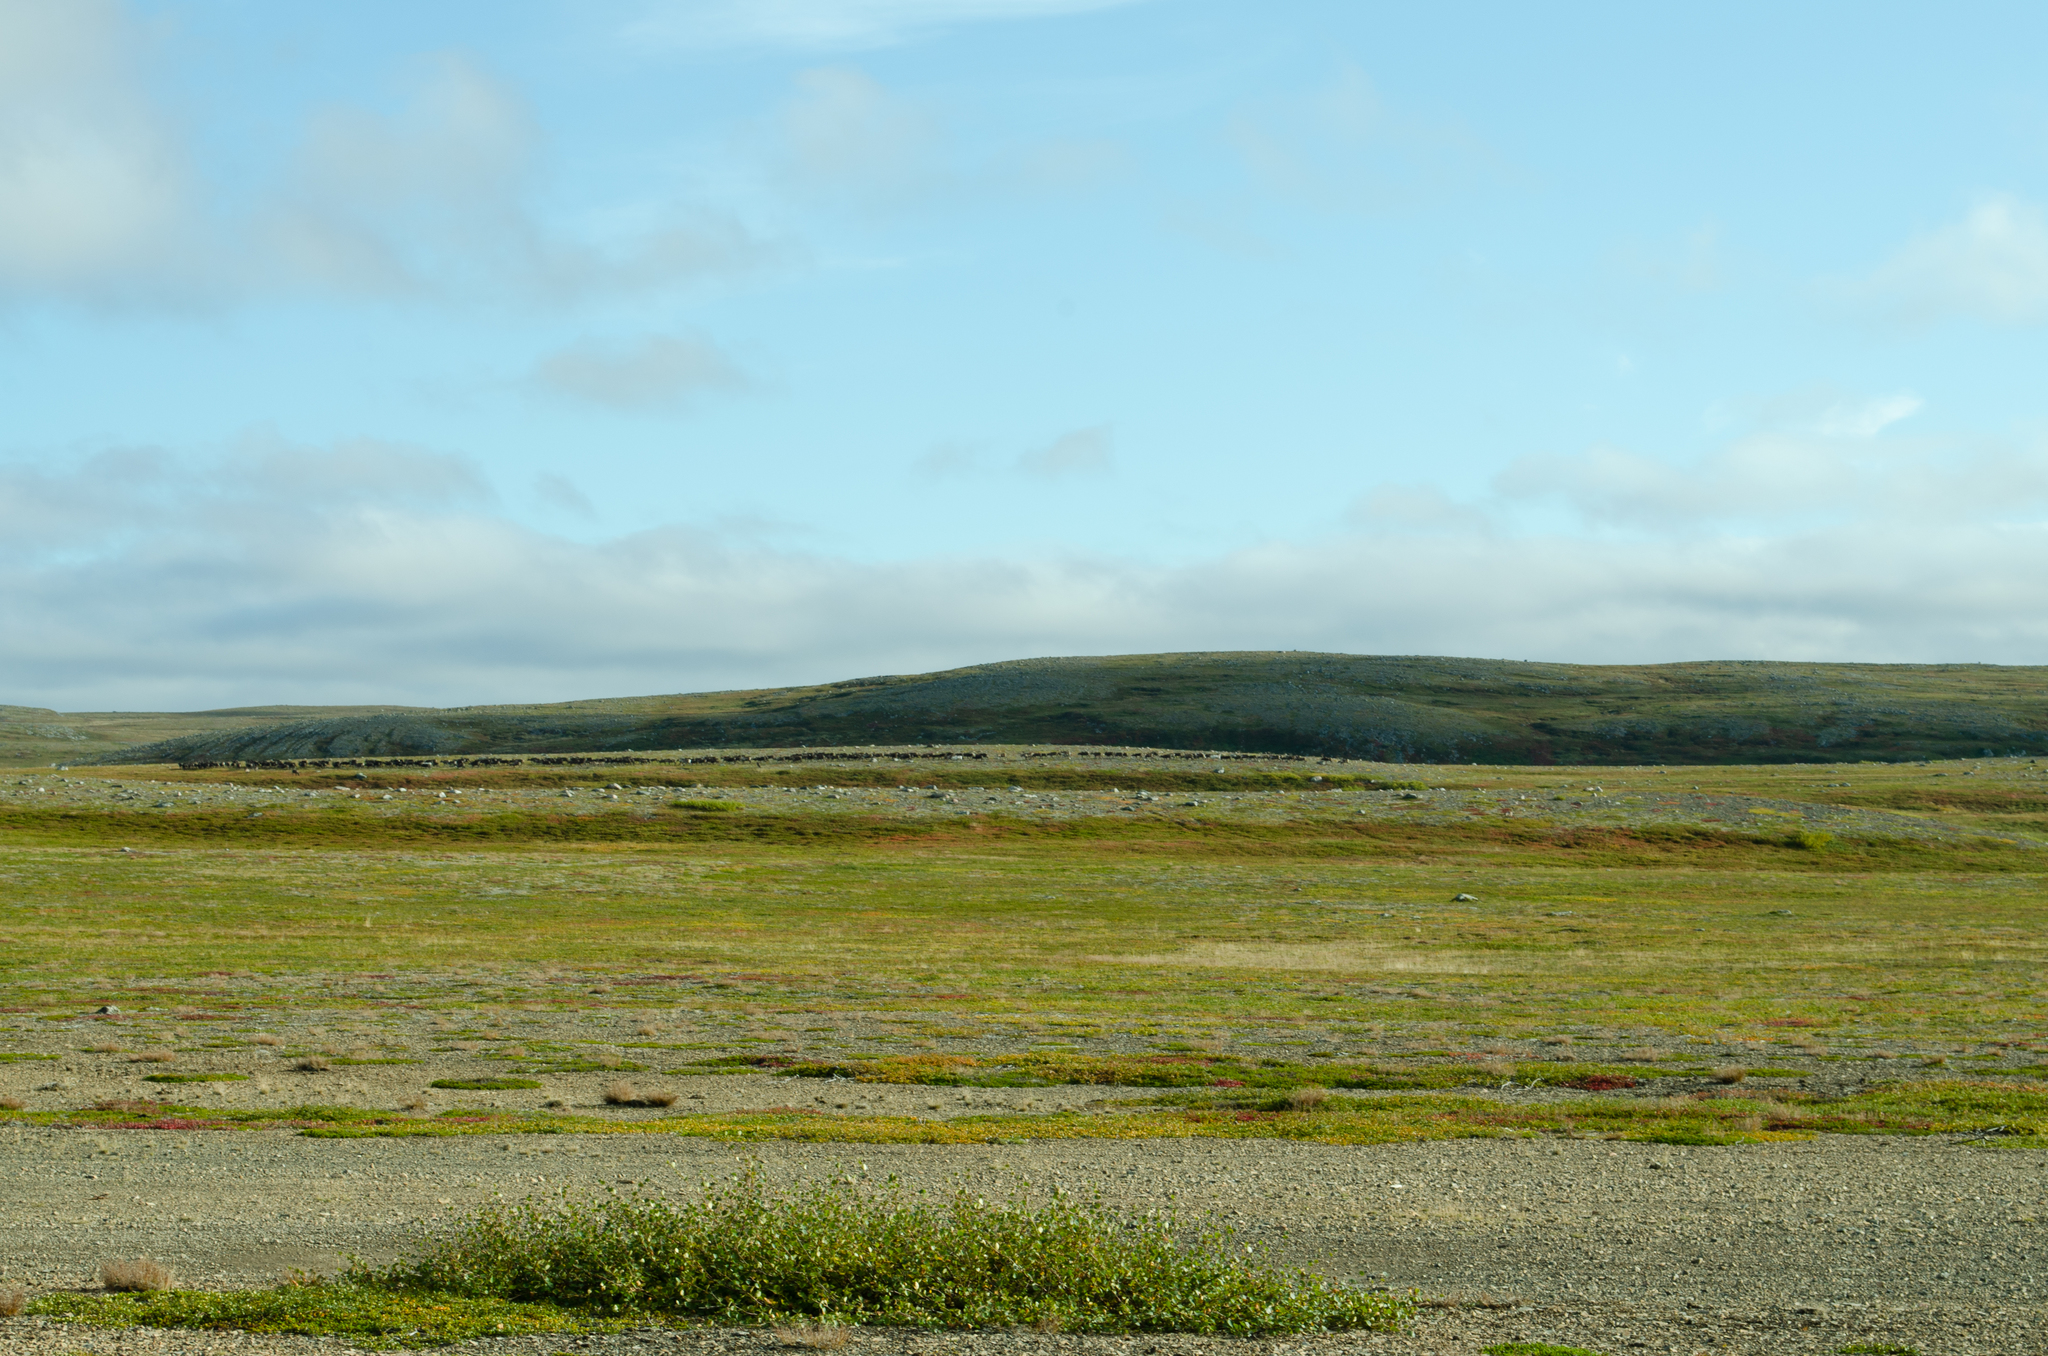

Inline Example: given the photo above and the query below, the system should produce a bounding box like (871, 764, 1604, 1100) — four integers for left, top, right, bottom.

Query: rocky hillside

(71, 651, 2048, 766)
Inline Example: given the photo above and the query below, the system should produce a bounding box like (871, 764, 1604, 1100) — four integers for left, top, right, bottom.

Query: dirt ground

(1, 1120, 2044, 1355)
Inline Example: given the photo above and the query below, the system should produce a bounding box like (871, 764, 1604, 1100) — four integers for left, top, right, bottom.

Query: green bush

(350, 1167, 1411, 1335)
(670, 799, 744, 812)
(1483, 1344, 1610, 1356)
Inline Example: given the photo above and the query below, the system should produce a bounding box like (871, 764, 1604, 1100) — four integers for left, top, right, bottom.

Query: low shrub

(671, 800, 745, 812)
(101, 1258, 172, 1293)
(602, 1082, 678, 1107)
(142, 1072, 248, 1084)
(351, 1167, 1411, 1335)
(0, 1286, 24, 1317)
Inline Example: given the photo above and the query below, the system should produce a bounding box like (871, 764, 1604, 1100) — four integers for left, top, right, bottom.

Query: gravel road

(3, 1129, 2043, 1355)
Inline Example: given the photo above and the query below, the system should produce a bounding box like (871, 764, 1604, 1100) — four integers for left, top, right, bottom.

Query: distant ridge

(69, 652, 2048, 767)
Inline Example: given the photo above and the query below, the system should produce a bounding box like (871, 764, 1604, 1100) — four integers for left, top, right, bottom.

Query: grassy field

(1, 748, 2044, 1152)
(2, 745, 2036, 1355)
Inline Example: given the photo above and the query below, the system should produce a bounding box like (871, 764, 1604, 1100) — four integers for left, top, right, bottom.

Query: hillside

(27, 651, 2046, 768)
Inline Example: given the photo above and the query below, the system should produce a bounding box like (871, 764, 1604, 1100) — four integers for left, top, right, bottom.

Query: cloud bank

(4, 436, 2046, 711)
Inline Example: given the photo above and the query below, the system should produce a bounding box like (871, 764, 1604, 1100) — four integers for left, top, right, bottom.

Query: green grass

(3, 751, 2046, 1113)
(22, 1172, 1413, 1345)
(428, 1077, 541, 1091)
(28, 1282, 633, 1350)
(1837, 1345, 1921, 1355)
(727, 1051, 1669, 1092)
(1484, 1344, 1610, 1356)
(12, 1077, 2035, 1145)
(351, 1166, 1411, 1335)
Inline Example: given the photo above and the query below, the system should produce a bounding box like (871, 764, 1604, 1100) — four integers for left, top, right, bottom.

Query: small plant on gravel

(431, 1077, 542, 1091)
(250, 1034, 283, 1046)
(1285, 1086, 1329, 1111)
(350, 1165, 1411, 1335)
(775, 1321, 853, 1348)
(0, 1285, 24, 1317)
(294, 1056, 331, 1072)
(1713, 1066, 1748, 1083)
(400, 1095, 427, 1111)
(127, 1052, 173, 1064)
(1482, 1343, 1610, 1356)
(602, 1081, 678, 1107)
(1837, 1345, 1920, 1355)
(0, 1097, 24, 1111)
(100, 1259, 172, 1293)
(87, 1041, 122, 1053)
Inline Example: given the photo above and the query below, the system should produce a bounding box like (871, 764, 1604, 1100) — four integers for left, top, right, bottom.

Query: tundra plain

(0, 745, 2044, 1354)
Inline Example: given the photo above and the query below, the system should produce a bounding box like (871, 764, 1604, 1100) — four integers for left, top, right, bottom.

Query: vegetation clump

(430, 1077, 542, 1091)
(350, 1167, 1412, 1335)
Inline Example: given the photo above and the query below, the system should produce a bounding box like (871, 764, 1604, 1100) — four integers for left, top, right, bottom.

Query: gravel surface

(2, 1131, 2044, 1354)
(10, 769, 2023, 847)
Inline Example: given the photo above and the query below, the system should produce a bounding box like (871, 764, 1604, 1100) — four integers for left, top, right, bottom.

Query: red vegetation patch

(1212, 1078, 1247, 1088)
(1567, 1075, 1639, 1092)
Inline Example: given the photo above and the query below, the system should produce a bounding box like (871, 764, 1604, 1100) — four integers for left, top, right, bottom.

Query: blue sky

(6, 0, 2048, 709)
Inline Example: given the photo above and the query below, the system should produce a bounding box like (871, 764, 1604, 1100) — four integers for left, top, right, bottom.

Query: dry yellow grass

(100, 1258, 171, 1292)
(0, 1286, 23, 1317)
(601, 1081, 677, 1107)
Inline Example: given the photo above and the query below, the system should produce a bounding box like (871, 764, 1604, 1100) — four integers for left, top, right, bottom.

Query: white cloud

(773, 66, 942, 209)
(1812, 392, 1921, 440)
(911, 441, 980, 478)
(0, 22, 777, 308)
(4, 439, 2048, 710)
(1016, 426, 1112, 478)
(530, 333, 748, 409)
(1227, 63, 1503, 216)
(533, 474, 597, 518)
(628, 0, 1146, 52)
(1847, 195, 2048, 326)
(0, 0, 197, 297)
(1486, 390, 1973, 529)
(1348, 484, 1490, 534)
(267, 55, 779, 303)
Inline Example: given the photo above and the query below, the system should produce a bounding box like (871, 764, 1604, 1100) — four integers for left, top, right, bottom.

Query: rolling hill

(20, 651, 2046, 768)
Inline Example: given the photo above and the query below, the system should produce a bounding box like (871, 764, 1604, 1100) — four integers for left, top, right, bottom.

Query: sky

(6, 0, 2048, 711)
